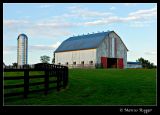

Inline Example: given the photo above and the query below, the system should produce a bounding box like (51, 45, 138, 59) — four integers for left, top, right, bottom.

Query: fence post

(59, 66, 62, 88)
(45, 67, 49, 95)
(24, 69, 29, 98)
(66, 67, 68, 87)
(63, 67, 66, 88)
(51, 64, 54, 76)
(57, 65, 60, 91)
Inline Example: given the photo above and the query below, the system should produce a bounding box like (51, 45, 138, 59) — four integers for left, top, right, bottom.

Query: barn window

(89, 61, 93, 65)
(81, 61, 84, 65)
(73, 62, 76, 65)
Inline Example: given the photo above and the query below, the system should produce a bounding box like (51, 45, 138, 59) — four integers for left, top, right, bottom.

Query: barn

(54, 31, 128, 68)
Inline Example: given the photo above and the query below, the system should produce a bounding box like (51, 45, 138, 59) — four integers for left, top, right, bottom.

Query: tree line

(136, 57, 156, 69)
(11, 55, 54, 67)
(7, 56, 156, 69)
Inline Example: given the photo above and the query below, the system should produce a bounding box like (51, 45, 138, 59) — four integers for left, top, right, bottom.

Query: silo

(17, 34, 28, 66)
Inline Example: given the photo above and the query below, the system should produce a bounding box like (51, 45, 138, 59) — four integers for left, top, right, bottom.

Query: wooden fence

(4, 64, 68, 98)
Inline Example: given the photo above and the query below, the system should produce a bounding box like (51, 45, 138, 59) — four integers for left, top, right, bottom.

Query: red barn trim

(117, 58, 123, 69)
(101, 57, 107, 68)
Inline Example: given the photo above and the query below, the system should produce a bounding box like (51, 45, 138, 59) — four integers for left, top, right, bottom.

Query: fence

(4, 64, 68, 98)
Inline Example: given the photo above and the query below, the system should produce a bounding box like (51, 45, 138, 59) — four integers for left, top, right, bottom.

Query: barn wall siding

(55, 49, 96, 65)
(109, 32, 127, 68)
(96, 36, 109, 64)
(96, 32, 127, 68)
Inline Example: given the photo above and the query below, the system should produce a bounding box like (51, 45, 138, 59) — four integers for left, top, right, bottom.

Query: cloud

(3, 19, 72, 39)
(73, 9, 112, 18)
(129, 20, 154, 28)
(39, 4, 52, 8)
(24, 16, 31, 19)
(67, 6, 113, 19)
(123, 3, 138, 6)
(110, 6, 116, 10)
(144, 51, 157, 55)
(3, 42, 61, 54)
(3, 5, 157, 40)
(29, 45, 52, 50)
(3, 16, 74, 37)
(83, 16, 122, 26)
(81, 6, 157, 26)
(3, 19, 31, 34)
(51, 41, 61, 48)
(29, 41, 61, 51)
(68, 6, 81, 10)
(128, 6, 157, 19)
(3, 19, 29, 25)
(127, 50, 157, 65)
(3, 51, 12, 55)
(36, 21, 76, 28)
(26, 26, 71, 39)
(3, 45, 17, 56)
(3, 45, 17, 51)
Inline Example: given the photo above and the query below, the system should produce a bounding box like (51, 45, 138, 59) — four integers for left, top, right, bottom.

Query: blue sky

(3, 3, 157, 65)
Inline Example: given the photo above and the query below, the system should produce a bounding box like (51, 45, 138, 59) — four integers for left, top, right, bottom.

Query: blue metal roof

(55, 31, 112, 53)
(127, 62, 141, 64)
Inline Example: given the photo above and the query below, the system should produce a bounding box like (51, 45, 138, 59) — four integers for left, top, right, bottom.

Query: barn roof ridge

(54, 30, 123, 53)
(71, 31, 108, 38)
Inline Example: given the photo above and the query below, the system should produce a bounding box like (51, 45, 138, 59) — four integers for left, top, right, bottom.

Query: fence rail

(4, 64, 68, 98)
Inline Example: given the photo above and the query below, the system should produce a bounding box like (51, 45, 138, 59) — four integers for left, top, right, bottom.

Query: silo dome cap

(17, 33, 28, 39)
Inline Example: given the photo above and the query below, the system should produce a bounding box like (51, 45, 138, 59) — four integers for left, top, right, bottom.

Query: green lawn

(4, 69, 156, 105)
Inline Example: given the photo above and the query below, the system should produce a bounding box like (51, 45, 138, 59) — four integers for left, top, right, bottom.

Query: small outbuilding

(127, 62, 142, 68)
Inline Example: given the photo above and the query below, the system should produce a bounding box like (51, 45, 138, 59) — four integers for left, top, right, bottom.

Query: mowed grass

(4, 69, 156, 105)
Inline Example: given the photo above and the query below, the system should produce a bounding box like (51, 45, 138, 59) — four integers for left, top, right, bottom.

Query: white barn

(54, 31, 128, 68)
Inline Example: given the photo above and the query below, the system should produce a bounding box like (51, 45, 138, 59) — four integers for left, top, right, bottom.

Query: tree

(52, 53, 55, 64)
(12, 62, 18, 67)
(137, 57, 156, 69)
(40, 55, 50, 63)
(52, 57, 55, 64)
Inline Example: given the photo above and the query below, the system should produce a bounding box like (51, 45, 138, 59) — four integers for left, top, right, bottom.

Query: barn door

(117, 58, 123, 69)
(101, 57, 107, 68)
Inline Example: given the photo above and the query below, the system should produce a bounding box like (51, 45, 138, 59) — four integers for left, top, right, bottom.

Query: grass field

(4, 69, 156, 105)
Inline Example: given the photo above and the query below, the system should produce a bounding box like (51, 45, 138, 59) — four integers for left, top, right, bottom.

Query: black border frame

(1, 1, 159, 114)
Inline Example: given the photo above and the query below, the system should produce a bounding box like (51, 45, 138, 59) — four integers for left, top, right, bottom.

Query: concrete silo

(17, 34, 28, 66)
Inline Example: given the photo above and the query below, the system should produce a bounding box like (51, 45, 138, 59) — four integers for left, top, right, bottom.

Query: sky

(3, 3, 157, 65)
